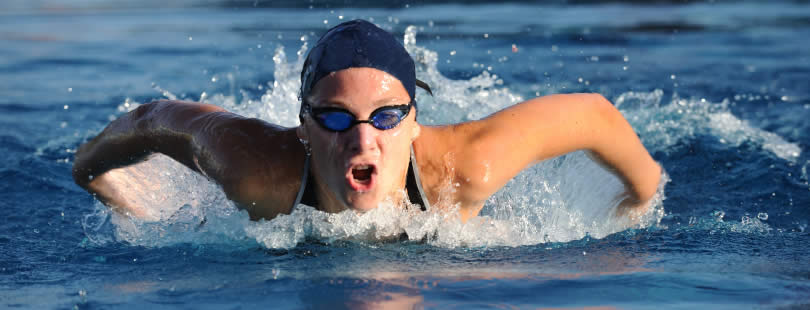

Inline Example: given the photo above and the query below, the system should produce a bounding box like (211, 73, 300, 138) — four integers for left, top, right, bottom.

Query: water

(2, 1, 809, 308)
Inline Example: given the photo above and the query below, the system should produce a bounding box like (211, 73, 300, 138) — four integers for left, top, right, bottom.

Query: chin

(345, 192, 385, 212)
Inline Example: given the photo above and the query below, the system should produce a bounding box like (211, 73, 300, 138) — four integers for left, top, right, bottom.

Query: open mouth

(347, 164, 376, 191)
(352, 165, 374, 184)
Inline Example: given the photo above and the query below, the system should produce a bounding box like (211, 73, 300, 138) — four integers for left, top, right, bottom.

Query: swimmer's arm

(73, 100, 223, 188)
(72, 100, 303, 220)
(451, 93, 661, 219)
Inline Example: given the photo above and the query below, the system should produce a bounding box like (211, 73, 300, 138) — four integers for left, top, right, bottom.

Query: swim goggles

(302, 102, 412, 132)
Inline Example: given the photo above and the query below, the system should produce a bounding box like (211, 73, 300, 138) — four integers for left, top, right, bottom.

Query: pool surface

(1, 1, 809, 308)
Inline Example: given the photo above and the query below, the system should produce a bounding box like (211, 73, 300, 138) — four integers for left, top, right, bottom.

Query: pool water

(1, 1, 809, 308)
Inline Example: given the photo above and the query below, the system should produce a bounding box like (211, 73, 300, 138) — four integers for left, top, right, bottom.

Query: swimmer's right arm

(73, 100, 305, 220)
(72, 100, 225, 189)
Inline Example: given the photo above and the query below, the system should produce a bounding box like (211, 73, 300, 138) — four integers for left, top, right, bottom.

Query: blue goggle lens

(371, 108, 406, 130)
(316, 111, 354, 131)
(306, 104, 411, 132)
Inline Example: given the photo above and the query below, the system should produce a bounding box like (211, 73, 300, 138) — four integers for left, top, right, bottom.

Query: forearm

(586, 96, 661, 203)
(72, 100, 224, 188)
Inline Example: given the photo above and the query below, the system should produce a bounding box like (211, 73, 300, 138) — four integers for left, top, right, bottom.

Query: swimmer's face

(298, 67, 420, 212)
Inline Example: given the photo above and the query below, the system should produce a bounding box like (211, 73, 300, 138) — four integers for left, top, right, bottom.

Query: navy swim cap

(300, 19, 429, 111)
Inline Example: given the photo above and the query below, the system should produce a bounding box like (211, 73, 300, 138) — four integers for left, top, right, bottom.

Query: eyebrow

(372, 97, 410, 105)
(308, 96, 409, 108)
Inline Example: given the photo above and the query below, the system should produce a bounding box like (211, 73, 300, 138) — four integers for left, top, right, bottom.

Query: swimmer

(72, 19, 661, 223)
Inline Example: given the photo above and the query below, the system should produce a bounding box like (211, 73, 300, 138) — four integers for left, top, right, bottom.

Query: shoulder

(412, 124, 492, 217)
(411, 93, 613, 218)
(214, 124, 307, 219)
(167, 105, 308, 220)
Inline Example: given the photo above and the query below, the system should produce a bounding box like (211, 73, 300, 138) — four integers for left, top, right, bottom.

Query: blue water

(2, 1, 810, 309)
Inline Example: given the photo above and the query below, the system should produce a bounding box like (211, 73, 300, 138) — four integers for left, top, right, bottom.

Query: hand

(86, 154, 194, 221)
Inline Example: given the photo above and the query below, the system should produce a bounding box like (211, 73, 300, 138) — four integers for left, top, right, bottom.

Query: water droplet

(712, 210, 725, 222)
(757, 213, 768, 221)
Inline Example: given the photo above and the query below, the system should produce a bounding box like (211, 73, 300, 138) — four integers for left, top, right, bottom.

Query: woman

(73, 19, 661, 223)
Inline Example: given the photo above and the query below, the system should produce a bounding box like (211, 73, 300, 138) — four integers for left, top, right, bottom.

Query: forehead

(307, 68, 410, 107)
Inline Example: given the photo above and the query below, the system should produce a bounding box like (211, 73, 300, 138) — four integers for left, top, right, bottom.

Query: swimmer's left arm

(449, 93, 661, 219)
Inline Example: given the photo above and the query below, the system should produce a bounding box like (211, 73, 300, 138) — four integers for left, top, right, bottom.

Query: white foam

(616, 90, 801, 162)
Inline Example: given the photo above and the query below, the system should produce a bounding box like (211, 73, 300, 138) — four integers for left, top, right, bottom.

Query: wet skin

(297, 68, 421, 213)
(73, 68, 661, 223)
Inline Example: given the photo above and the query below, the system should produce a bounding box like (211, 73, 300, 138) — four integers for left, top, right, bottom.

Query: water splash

(404, 25, 524, 123)
(616, 90, 801, 162)
(88, 25, 679, 250)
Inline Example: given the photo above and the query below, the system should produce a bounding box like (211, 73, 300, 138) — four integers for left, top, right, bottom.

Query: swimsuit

(292, 146, 430, 211)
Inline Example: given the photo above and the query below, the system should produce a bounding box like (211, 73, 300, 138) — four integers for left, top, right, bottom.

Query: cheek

(378, 130, 412, 168)
(309, 129, 341, 167)
(378, 129, 405, 153)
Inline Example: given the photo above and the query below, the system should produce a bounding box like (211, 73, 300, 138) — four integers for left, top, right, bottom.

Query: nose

(345, 122, 379, 153)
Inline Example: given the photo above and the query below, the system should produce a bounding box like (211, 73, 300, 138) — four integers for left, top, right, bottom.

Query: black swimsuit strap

(294, 146, 429, 211)
(406, 146, 430, 211)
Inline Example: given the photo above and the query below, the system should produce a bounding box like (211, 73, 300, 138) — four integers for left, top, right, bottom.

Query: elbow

(72, 164, 87, 189)
(584, 93, 619, 121)
(72, 144, 93, 189)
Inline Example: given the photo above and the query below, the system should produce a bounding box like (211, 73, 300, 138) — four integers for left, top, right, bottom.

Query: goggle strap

(415, 79, 433, 96)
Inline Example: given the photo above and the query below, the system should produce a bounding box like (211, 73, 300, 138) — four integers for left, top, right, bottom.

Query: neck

(311, 173, 349, 213)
